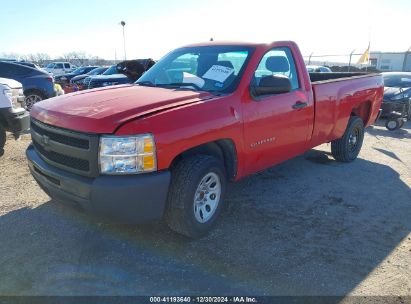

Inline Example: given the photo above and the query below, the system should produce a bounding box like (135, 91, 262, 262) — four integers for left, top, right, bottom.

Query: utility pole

(348, 49, 355, 72)
(402, 46, 411, 72)
(120, 21, 127, 60)
(308, 52, 314, 65)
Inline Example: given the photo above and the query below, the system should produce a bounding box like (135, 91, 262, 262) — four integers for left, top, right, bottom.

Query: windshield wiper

(138, 81, 224, 95)
(157, 82, 202, 91)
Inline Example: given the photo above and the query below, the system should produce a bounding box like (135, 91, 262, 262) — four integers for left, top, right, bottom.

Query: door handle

(292, 101, 308, 109)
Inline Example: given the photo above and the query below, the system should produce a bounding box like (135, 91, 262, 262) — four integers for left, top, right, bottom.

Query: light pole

(120, 21, 126, 60)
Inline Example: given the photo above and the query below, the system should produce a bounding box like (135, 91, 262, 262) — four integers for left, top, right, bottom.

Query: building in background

(369, 52, 411, 72)
(304, 51, 411, 72)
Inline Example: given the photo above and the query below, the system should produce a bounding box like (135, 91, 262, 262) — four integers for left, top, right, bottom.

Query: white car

(0, 78, 30, 156)
(45, 62, 76, 75)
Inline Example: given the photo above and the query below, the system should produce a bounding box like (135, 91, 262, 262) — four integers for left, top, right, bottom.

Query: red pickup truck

(27, 41, 383, 238)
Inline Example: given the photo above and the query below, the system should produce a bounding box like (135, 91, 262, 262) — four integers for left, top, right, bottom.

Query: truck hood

(0, 77, 22, 89)
(31, 84, 214, 133)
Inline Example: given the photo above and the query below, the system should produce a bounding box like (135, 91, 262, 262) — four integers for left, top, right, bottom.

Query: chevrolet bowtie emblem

(41, 135, 50, 146)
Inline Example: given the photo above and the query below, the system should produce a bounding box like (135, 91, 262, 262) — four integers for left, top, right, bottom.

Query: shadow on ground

(0, 149, 410, 296)
(367, 120, 411, 139)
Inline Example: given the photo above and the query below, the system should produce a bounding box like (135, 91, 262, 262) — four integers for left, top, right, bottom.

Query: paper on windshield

(202, 65, 234, 83)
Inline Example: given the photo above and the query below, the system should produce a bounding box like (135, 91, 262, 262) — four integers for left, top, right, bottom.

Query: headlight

(99, 134, 156, 174)
(3, 88, 12, 103)
(3, 88, 23, 109)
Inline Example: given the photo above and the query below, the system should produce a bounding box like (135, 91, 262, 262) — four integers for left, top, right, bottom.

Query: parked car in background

(0, 61, 56, 110)
(85, 65, 129, 89)
(54, 66, 99, 86)
(0, 78, 29, 156)
(306, 65, 332, 73)
(45, 62, 76, 75)
(65, 67, 109, 93)
(381, 72, 411, 119)
(27, 41, 383, 238)
(71, 67, 108, 85)
(86, 59, 155, 89)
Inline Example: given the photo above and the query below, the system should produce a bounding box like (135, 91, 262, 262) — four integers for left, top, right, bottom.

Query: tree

(27, 53, 51, 66)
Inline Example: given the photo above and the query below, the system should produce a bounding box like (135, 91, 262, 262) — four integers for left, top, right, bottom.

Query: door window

(253, 47, 299, 91)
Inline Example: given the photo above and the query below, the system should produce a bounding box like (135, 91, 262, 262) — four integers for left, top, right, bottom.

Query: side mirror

(251, 75, 292, 97)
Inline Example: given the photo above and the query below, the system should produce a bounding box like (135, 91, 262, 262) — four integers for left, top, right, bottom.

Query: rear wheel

(331, 116, 364, 162)
(25, 91, 45, 110)
(0, 126, 6, 157)
(165, 155, 227, 238)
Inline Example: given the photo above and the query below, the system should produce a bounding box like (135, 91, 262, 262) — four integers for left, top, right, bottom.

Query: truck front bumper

(0, 107, 30, 136)
(26, 144, 171, 223)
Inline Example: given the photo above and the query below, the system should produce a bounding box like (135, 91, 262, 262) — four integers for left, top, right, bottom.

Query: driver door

(242, 47, 313, 174)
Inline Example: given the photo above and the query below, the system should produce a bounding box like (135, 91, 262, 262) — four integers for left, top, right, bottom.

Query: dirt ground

(0, 121, 410, 297)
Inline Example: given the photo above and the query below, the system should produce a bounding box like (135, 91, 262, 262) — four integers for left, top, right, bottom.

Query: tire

(165, 155, 227, 238)
(0, 126, 6, 157)
(331, 116, 364, 162)
(24, 90, 45, 111)
(385, 118, 401, 131)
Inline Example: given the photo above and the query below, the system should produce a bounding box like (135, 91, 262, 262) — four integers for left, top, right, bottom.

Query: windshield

(46, 63, 55, 68)
(137, 45, 254, 93)
(72, 67, 87, 75)
(88, 67, 106, 75)
(103, 65, 118, 75)
(383, 74, 411, 88)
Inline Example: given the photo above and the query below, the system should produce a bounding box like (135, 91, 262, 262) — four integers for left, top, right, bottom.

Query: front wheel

(165, 155, 227, 238)
(331, 116, 364, 162)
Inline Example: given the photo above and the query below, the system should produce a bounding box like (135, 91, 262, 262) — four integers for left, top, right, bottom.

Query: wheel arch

(351, 100, 372, 125)
(23, 88, 47, 99)
(169, 139, 238, 181)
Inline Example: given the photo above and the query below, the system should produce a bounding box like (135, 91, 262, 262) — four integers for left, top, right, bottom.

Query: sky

(1, 0, 411, 61)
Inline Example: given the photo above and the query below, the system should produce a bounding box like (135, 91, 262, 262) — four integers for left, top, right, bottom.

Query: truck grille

(30, 118, 99, 177)
(31, 122, 89, 149)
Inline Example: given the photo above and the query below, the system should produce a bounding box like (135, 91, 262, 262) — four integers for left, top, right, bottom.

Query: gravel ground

(0, 121, 410, 296)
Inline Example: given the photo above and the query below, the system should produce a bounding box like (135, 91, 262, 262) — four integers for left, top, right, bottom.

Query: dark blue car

(54, 66, 99, 85)
(0, 61, 56, 110)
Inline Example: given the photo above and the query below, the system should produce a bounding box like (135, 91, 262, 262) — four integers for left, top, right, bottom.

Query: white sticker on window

(202, 65, 234, 83)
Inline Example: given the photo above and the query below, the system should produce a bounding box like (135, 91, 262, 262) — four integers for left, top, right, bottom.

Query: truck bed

(309, 73, 384, 148)
(309, 72, 374, 83)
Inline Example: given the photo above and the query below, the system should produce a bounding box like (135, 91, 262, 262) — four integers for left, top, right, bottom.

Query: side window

(55, 63, 63, 69)
(64, 63, 70, 69)
(0, 63, 11, 77)
(254, 47, 299, 91)
(8, 64, 29, 76)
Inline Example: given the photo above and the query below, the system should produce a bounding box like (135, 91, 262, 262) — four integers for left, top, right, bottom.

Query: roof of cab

(180, 41, 268, 48)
